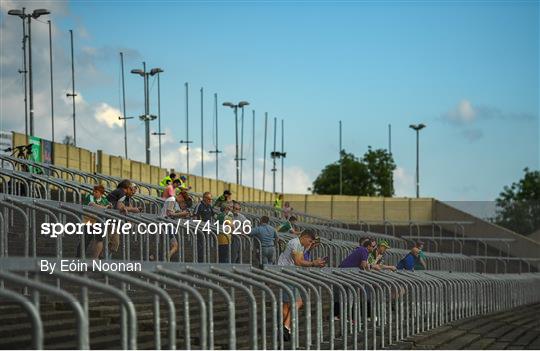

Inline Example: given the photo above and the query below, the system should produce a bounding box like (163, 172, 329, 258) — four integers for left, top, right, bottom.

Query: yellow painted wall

(10, 131, 436, 224)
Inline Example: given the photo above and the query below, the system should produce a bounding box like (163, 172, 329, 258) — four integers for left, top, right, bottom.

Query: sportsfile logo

(40, 219, 252, 238)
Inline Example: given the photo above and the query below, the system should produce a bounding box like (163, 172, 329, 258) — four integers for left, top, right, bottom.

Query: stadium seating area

(1, 154, 539, 350)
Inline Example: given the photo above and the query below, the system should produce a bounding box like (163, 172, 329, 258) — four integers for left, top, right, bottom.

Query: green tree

(495, 168, 540, 235)
(312, 148, 396, 196)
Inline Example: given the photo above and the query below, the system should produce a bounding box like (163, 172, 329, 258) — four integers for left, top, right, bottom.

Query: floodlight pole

(48, 20, 54, 143)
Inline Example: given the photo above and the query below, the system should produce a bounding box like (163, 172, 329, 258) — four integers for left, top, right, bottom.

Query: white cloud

(444, 99, 476, 125)
(393, 166, 414, 197)
(94, 103, 123, 128)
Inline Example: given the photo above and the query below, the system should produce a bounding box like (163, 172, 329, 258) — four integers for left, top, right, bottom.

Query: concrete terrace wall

(433, 201, 540, 269)
(11, 132, 437, 223)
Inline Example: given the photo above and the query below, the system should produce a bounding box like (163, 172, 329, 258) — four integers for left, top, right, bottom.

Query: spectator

(177, 188, 194, 209)
(214, 190, 232, 210)
(107, 180, 141, 215)
(178, 175, 192, 190)
(162, 179, 181, 199)
(159, 172, 177, 187)
(414, 241, 427, 270)
(396, 247, 421, 271)
(216, 203, 234, 263)
(175, 194, 193, 216)
(274, 193, 283, 216)
(368, 240, 397, 271)
(231, 201, 250, 263)
(193, 191, 215, 262)
(77, 185, 111, 258)
(277, 232, 326, 341)
(158, 193, 191, 261)
(303, 236, 321, 261)
(339, 238, 375, 269)
(282, 201, 293, 220)
(277, 215, 301, 235)
(250, 215, 278, 265)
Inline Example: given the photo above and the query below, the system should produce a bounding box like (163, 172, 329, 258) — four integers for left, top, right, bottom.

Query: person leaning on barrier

(277, 215, 301, 235)
(78, 184, 111, 259)
(158, 192, 190, 261)
(303, 235, 321, 261)
(414, 240, 427, 270)
(105, 180, 141, 255)
(107, 180, 142, 215)
(250, 215, 278, 265)
(277, 231, 326, 341)
(368, 240, 397, 271)
(396, 247, 420, 271)
(339, 237, 375, 270)
(193, 191, 215, 262)
(213, 190, 232, 211)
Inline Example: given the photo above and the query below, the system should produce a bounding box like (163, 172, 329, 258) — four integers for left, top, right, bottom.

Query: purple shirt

(339, 246, 369, 268)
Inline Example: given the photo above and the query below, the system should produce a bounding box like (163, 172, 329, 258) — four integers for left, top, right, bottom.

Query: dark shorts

(282, 284, 301, 303)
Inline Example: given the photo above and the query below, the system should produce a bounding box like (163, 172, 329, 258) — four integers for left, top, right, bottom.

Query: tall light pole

(252, 110, 255, 198)
(223, 100, 250, 184)
(8, 8, 50, 137)
(209, 93, 221, 183)
(281, 118, 285, 194)
(67, 29, 77, 145)
(339, 120, 343, 195)
(240, 106, 245, 185)
(200, 87, 204, 178)
(131, 62, 160, 164)
(118, 52, 133, 159)
(180, 83, 193, 175)
(151, 68, 164, 168)
(409, 123, 426, 198)
(47, 20, 54, 143)
(262, 112, 268, 192)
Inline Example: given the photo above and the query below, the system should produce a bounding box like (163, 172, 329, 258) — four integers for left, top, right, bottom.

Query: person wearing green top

(83, 184, 111, 208)
(214, 190, 232, 210)
(78, 184, 111, 259)
(414, 241, 427, 270)
(277, 216, 300, 235)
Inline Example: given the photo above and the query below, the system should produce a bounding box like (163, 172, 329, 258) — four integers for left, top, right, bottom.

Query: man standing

(193, 192, 215, 262)
(277, 232, 326, 341)
(250, 215, 278, 265)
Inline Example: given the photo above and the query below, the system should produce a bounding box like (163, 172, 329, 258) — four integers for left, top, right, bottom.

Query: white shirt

(160, 196, 177, 217)
(277, 237, 305, 266)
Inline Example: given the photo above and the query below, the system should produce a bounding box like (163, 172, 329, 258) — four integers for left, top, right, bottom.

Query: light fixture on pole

(409, 123, 426, 198)
(8, 8, 50, 137)
(131, 62, 161, 164)
(223, 100, 250, 184)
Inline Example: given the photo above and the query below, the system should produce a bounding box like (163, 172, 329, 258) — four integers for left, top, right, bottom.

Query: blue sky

(1, 0, 538, 200)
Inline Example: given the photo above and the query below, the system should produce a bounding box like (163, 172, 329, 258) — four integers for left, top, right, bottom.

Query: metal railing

(0, 257, 539, 350)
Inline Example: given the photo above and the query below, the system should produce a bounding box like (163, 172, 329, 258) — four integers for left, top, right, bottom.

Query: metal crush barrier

(1, 257, 540, 350)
